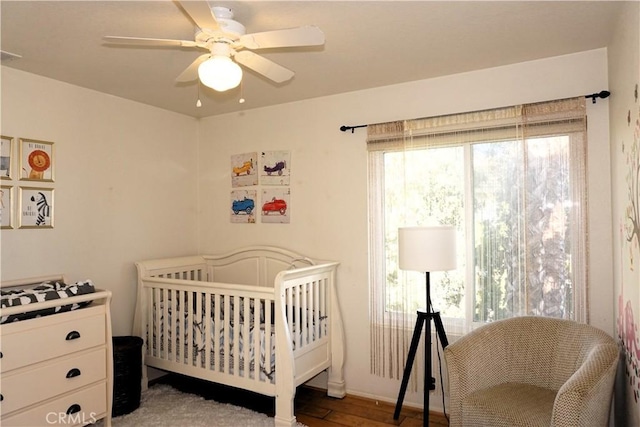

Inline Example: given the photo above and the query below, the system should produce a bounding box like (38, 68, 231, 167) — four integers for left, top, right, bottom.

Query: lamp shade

(198, 56, 243, 92)
(398, 226, 457, 272)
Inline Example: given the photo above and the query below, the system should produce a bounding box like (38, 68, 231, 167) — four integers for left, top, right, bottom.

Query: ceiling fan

(104, 1, 325, 92)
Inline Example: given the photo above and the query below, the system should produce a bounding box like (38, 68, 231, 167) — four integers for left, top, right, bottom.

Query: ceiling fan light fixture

(198, 56, 242, 92)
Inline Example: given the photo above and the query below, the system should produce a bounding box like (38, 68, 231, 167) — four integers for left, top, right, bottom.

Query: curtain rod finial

(340, 124, 367, 133)
(586, 90, 610, 104)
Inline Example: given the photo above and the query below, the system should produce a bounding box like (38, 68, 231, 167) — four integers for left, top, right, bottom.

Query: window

(369, 98, 588, 378)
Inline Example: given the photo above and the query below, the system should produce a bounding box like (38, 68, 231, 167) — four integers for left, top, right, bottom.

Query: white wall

(197, 48, 613, 408)
(0, 67, 200, 335)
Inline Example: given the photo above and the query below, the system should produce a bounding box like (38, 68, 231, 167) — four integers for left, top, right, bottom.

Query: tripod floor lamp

(393, 226, 457, 427)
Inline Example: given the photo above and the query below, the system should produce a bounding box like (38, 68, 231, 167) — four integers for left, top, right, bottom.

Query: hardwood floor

(296, 386, 449, 427)
(156, 373, 450, 427)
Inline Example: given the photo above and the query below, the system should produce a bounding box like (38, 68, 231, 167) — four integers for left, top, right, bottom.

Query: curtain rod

(339, 90, 611, 133)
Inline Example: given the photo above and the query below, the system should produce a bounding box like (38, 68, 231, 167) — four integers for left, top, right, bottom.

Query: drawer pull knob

(65, 331, 81, 341)
(1, 394, 3, 402)
(66, 368, 81, 378)
(0, 351, 3, 358)
(66, 404, 81, 415)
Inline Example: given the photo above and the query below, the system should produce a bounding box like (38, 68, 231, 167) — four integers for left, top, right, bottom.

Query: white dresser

(0, 277, 113, 427)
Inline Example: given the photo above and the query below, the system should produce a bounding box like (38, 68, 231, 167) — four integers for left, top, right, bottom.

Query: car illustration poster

(231, 152, 258, 188)
(230, 189, 256, 224)
(260, 151, 290, 186)
(262, 188, 290, 224)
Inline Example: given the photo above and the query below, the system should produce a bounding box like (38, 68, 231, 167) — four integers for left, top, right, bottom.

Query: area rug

(108, 384, 306, 427)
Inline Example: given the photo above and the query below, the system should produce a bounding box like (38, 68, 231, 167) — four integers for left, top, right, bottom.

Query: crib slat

(213, 293, 221, 372)
(224, 295, 231, 375)
(265, 299, 272, 382)
(295, 284, 301, 349)
(170, 290, 176, 362)
(150, 287, 157, 358)
(186, 291, 193, 365)
(195, 290, 203, 367)
(205, 291, 211, 370)
(233, 295, 240, 376)
(162, 288, 169, 360)
(287, 287, 294, 351)
(253, 299, 261, 381)
(313, 279, 320, 343)
(301, 282, 308, 346)
(243, 296, 251, 378)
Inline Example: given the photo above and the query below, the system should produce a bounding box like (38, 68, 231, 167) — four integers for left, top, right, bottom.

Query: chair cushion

(462, 383, 556, 427)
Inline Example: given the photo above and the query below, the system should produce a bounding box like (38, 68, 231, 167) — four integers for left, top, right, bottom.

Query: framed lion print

(20, 138, 54, 182)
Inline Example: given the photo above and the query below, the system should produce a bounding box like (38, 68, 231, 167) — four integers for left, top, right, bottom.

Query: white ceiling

(0, 1, 625, 119)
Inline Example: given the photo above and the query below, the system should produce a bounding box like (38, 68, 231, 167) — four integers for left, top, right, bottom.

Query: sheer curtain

(368, 97, 588, 385)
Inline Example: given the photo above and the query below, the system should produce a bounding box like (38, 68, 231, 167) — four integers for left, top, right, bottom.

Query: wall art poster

(231, 152, 258, 188)
(261, 188, 290, 224)
(1, 186, 13, 229)
(19, 187, 54, 228)
(1, 136, 13, 180)
(260, 150, 290, 186)
(230, 189, 257, 224)
(20, 138, 54, 182)
(618, 82, 640, 420)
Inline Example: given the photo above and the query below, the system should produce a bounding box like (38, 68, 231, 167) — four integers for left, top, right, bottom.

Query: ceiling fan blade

(178, 1, 220, 31)
(234, 51, 294, 83)
(0, 50, 22, 62)
(240, 26, 325, 50)
(176, 54, 210, 82)
(103, 36, 198, 48)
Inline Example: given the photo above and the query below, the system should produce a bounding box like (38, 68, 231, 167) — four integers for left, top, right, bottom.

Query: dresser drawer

(1, 381, 107, 426)
(1, 310, 106, 372)
(1, 348, 107, 415)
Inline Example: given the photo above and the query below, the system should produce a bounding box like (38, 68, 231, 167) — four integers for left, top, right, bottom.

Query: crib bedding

(150, 296, 325, 382)
(0, 280, 95, 324)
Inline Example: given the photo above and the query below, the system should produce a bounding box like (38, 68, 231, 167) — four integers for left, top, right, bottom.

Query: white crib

(133, 246, 346, 427)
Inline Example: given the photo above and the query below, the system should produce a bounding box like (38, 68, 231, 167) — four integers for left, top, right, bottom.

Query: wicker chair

(444, 316, 618, 427)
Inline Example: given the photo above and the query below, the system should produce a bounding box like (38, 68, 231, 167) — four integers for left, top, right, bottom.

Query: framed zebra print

(18, 186, 54, 229)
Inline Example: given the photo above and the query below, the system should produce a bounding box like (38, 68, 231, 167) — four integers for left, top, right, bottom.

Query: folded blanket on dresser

(0, 280, 95, 324)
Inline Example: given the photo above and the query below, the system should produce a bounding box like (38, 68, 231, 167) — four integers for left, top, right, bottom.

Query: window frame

(368, 122, 588, 332)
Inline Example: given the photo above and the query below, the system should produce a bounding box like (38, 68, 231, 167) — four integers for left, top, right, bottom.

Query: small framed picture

(230, 189, 257, 224)
(18, 186, 54, 229)
(231, 152, 258, 188)
(1, 186, 13, 229)
(20, 138, 54, 182)
(261, 188, 290, 224)
(1, 135, 14, 180)
(260, 151, 291, 186)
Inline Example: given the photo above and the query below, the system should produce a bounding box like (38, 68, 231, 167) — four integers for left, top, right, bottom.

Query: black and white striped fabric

(0, 280, 95, 324)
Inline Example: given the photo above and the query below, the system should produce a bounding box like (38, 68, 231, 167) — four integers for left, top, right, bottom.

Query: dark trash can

(112, 336, 143, 417)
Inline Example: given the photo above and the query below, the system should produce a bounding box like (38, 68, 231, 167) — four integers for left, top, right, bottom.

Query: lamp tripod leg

(393, 313, 426, 420)
(433, 312, 448, 348)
